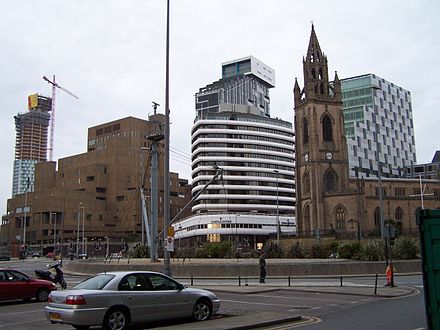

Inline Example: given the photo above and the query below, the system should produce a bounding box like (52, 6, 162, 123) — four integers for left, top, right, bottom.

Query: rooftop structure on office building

(174, 56, 296, 249)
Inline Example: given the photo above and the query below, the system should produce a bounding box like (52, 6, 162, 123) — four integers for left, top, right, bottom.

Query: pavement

(63, 258, 418, 329)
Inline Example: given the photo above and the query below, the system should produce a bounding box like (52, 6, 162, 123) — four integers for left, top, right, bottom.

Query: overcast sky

(1, 0, 439, 215)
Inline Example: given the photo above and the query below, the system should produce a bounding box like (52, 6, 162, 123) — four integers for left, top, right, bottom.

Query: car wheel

(192, 299, 212, 321)
(103, 308, 128, 330)
(36, 288, 50, 302)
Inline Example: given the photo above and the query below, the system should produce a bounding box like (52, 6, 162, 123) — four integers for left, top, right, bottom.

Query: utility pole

(148, 101, 164, 262)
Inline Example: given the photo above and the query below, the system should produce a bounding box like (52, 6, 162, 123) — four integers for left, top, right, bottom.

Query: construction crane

(43, 75, 79, 161)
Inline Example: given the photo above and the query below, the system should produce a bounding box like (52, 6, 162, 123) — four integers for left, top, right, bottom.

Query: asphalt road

(0, 259, 428, 330)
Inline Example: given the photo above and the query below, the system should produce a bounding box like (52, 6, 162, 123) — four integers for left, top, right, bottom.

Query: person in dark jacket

(259, 250, 266, 283)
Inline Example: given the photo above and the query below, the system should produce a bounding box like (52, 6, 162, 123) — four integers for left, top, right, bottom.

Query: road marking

(0, 309, 43, 316)
(221, 299, 315, 309)
(0, 319, 47, 328)
(263, 315, 321, 329)
(255, 293, 357, 303)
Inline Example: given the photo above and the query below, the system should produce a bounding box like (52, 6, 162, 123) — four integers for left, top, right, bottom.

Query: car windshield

(74, 274, 115, 290)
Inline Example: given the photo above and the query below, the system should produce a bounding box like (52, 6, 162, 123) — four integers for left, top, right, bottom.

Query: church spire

(301, 25, 331, 102)
(305, 24, 324, 64)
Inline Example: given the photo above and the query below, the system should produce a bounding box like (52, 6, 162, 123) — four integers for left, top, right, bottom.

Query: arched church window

(322, 114, 333, 142)
(303, 118, 309, 144)
(335, 205, 345, 229)
(303, 172, 310, 194)
(395, 207, 403, 221)
(311, 68, 316, 79)
(374, 207, 381, 226)
(319, 68, 323, 79)
(324, 169, 337, 192)
(320, 83, 325, 95)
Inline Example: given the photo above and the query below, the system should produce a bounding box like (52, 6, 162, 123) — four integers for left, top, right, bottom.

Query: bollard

(340, 276, 343, 287)
(288, 276, 291, 287)
(239, 276, 241, 286)
(374, 274, 378, 295)
(191, 276, 194, 286)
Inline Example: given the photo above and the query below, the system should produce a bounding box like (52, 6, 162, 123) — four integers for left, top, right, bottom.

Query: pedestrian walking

(259, 250, 266, 283)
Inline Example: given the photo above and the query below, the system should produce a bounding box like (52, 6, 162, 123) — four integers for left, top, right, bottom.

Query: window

(303, 118, 309, 144)
(303, 172, 310, 194)
(395, 188, 405, 196)
(322, 115, 333, 142)
(395, 207, 403, 221)
(324, 169, 337, 192)
(119, 274, 152, 291)
(335, 206, 345, 229)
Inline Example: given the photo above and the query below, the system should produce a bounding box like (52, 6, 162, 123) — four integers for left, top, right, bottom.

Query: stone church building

(293, 26, 440, 238)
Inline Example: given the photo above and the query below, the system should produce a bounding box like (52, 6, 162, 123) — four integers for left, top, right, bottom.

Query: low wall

(65, 259, 421, 277)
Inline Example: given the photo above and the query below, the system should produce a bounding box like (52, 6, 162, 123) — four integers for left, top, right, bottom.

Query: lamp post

(76, 203, 81, 258)
(274, 170, 280, 245)
(52, 212, 56, 255)
(163, 0, 171, 276)
(82, 205, 86, 256)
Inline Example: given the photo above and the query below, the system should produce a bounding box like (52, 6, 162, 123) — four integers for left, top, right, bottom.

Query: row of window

(192, 161, 294, 172)
(180, 221, 295, 233)
(193, 143, 294, 155)
(193, 152, 294, 163)
(193, 124, 292, 138)
(193, 133, 294, 146)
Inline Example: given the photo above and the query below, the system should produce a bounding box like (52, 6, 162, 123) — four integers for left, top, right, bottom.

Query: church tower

(293, 25, 350, 236)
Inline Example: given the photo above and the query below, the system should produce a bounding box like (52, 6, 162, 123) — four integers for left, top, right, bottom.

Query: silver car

(45, 271, 220, 330)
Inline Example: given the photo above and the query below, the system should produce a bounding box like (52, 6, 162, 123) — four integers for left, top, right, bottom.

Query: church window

(322, 114, 333, 141)
(303, 118, 309, 144)
(335, 206, 345, 229)
(319, 68, 323, 79)
(324, 169, 337, 192)
(395, 207, 403, 221)
(311, 68, 316, 79)
(320, 83, 324, 95)
(374, 207, 381, 226)
(303, 172, 310, 194)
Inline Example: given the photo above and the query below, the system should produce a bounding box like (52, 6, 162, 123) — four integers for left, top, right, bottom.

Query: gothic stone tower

(294, 25, 351, 236)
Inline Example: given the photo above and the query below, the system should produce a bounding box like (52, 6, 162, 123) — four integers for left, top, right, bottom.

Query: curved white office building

(174, 56, 296, 248)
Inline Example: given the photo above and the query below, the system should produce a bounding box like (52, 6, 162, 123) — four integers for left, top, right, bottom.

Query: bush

(337, 241, 362, 259)
(130, 244, 149, 258)
(196, 241, 233, 258)
(264, 242, 284, 258)
(286, 241, 305, 258)
(359, 240, 384, 261)
(392, 236, 419, 260)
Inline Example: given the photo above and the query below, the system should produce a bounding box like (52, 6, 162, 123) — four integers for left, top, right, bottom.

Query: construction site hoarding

(417, 209, 440, 330)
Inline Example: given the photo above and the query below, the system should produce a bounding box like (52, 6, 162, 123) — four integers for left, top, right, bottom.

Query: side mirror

(177, 283, 185, 291)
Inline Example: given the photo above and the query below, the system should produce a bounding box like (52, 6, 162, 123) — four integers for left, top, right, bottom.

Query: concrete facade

(1, 116, 191, 257)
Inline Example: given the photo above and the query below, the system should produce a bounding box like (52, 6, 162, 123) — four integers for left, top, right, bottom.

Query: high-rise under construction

(12, 94, 51, 196)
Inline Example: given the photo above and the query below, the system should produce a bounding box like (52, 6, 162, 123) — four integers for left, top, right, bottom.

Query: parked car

(0, 268, 57, 302)
(31, 252, 41, 258)
(46, 271, 220, 330)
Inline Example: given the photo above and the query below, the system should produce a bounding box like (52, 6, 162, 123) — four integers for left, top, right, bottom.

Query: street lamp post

(76, 203, 81, 258)
(52, 212, 56, 254)
(274, 170, 280, 245)
(82, 206, 86, 255)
